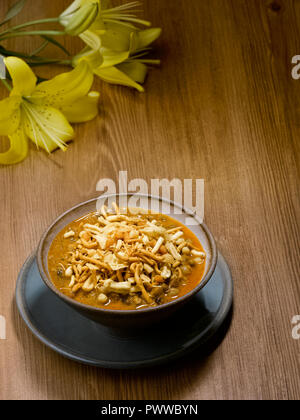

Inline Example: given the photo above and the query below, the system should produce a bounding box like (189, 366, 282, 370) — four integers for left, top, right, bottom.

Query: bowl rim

(37, 193, 218, 316)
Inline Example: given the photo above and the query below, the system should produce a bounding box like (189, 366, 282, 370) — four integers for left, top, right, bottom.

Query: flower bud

(60, 2, 98, 36)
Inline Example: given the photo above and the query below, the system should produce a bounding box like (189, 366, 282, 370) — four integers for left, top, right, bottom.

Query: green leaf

(0, 44, 29, 58)
(0, 0, 27, 27)
(117, 61, 148, 84)
(28, 60, 62, 67)
(40, 35, 70, 56)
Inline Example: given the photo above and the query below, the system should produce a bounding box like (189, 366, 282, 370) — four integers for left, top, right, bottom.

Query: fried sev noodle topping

(60, 204, 206, 308)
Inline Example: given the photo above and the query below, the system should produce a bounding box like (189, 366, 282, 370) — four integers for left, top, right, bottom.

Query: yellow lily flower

(63, 1, 151, 31)
(61, 0, 161, 91)
(74, 27, 161, 92)
(0, 57, 99, 165)
(61, 1, 154, 51)
(72, 0, 161, 91)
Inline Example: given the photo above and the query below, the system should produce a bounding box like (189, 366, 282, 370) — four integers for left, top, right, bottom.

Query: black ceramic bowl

(37, 194, 217, 330)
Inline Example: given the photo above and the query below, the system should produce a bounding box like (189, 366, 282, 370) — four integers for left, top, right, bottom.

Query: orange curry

(48, 206, 206, 310)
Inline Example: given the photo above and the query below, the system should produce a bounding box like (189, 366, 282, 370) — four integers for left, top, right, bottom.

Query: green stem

(29, 40, 49, 57)
(28, 59, 72, 67)
(0, 47, 72, 66)
(0, 17, 60, 36)
(1, 78, 12, 91)
(131, 59, 161, 65)
(58, 60, 72, 65)
(0, 30, 65, 41)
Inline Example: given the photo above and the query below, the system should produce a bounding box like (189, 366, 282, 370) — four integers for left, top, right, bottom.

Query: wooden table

(0, 0, 299, 400)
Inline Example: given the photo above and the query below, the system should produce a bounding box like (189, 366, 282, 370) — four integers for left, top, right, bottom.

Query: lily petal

(59, 0, 81, 24)
(79, 29, 101, 50)
(97, 22, 133, 51)
(0, 127, 28, 165)
(117, 61, 148, 84)
(73, 48, 103, 68)
(93, 65, 144, 92)
(4, 57, 37, 96)
(22, 103, 74, 153)
(61, 91, 100, 123)
(100, 50, 130, 68)
(31, 61, 94, 108)
(98, 31, 134, 68)
(135, 28, 162, 50)
(0, 95, 21, 135)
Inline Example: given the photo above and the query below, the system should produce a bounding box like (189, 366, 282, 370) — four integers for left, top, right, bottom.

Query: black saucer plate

(15, 252, 233, 369)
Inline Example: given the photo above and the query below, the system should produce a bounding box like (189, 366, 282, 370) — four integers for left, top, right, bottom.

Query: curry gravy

(48, 211, 206, 310)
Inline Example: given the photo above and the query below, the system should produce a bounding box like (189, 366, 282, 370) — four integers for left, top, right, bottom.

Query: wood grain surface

(0, 0, 299, 400)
